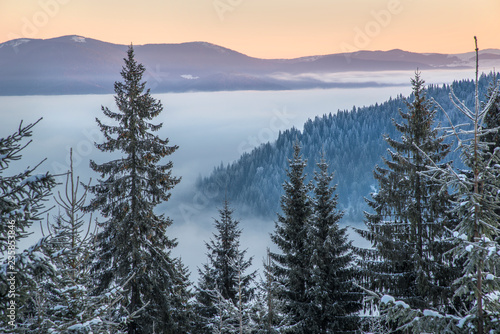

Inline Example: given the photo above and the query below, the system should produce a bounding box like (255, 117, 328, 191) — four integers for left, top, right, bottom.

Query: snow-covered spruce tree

(249, 279, 275, 334)
(355, 71, 459, 315)
(252, 250, 285, 334)
(268, 141, 313, 333)
(194, 199, 255, 333)
(378, 39, 500, 334)
(421, 43, 500, 334)
(84, 46, 191, 334)
(210, 289, 242, 334)
(306, 156, 362, 333)
(0, 119, 58, 331)
(201, 260, 255, 334)
(28, 149, 130, 333)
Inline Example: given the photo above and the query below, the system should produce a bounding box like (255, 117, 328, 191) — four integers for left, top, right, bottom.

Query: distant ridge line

(0, 35, 499, 96)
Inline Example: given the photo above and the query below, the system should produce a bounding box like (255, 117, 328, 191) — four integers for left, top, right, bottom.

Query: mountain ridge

(1, 35, 499, 95)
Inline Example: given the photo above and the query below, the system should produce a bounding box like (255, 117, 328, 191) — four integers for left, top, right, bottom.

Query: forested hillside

(196, 73, 496, 222)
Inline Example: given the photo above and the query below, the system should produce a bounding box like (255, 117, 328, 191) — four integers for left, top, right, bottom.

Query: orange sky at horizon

(1, 0, 498, 59)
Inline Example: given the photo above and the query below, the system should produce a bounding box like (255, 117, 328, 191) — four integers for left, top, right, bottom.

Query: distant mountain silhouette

(1, 35, 499, 95)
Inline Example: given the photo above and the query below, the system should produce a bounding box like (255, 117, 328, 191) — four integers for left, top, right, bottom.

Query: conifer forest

(1, 43, 500, 334)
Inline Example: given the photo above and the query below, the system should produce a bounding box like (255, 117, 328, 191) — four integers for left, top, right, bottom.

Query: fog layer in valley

(0, 69, 477, 279)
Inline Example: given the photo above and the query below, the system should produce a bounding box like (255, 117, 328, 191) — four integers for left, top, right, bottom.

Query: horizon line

(1, 34, 499, 61)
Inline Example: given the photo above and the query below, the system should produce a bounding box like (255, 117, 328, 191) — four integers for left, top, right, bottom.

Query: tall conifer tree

(85, 46, 190, 333)
(306, 156, 362, 333)
(33, 150, 129, 333)
(425, 44, 500, 333)
(357, 72, 459, 314)
(380, 40, 500, 334)
(269, 141, 313, 333)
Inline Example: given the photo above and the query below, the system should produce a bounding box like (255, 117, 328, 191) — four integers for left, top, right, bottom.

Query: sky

(1, 0, 499, 59)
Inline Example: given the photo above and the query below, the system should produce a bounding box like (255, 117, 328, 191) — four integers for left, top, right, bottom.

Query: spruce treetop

(84, 46, 188, 333)
(358, 71, 457, 318)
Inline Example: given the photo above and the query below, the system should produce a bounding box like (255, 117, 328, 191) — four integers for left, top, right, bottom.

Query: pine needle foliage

(379, 38, 500, 334)
(84, 46, 190, 334)
(0, 119, 57, 331)
(306, 156, 362, 333)
(356, 71, 460, 317)
(195, 200, 255, 333)
(268, 141, 313, 333)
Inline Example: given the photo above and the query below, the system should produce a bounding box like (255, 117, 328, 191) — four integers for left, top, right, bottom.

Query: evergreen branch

(431, 97, 465, 145)
(450, 87, 475, 120)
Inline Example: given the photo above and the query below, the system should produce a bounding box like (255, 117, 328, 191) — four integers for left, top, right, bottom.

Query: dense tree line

(0, 46, 499, 333)
(196, 74, 495, 222)
(267, 142, 362, 333)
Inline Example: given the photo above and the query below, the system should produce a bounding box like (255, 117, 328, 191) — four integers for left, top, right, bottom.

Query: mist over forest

(196, 74, 495, 223)
(3, 71, 491, 276)
(1, 44, 500, 332)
